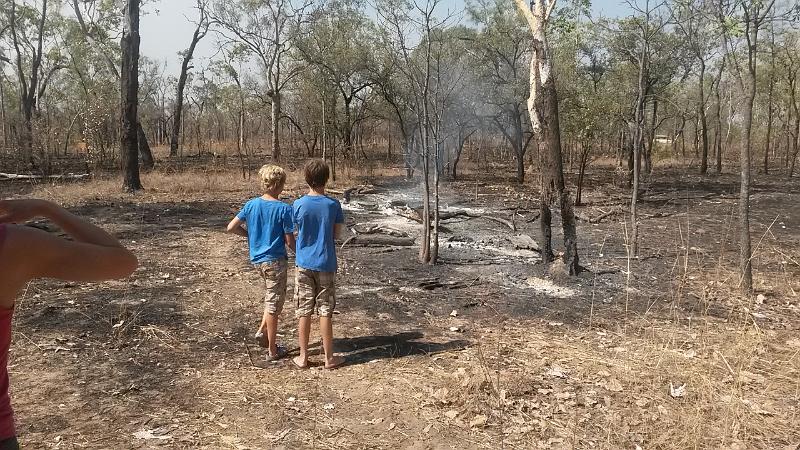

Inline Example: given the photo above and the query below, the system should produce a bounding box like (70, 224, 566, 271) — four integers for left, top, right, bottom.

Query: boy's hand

(0, 199, 53, 224)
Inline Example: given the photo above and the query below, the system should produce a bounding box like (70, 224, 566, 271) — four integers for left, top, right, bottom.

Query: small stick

(715, 350, 736, 378)
(245, 343, 260, 368)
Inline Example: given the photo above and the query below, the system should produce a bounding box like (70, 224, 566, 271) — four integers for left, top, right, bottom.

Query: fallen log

(437, 210, 516, 231)
(575, 207, 623, 224)
(390, 205, 515, 231)
(480, 214, 516, 231)
(416, 277, 481, 290)
(341, 234, 415, 248)
(0, 172, 89, 181)
(352, 224, 409, 238)
(509, 234, 541, 252)
(329, 185, 377, 202)
(522, 211, 541, 223)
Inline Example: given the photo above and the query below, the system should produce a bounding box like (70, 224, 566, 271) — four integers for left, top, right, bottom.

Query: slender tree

(171, 0, 211, 157)
(7, 0, 65, 163)
(671, 0, 717, 175)
(719, 0, 776, 292)
(214, 0, 312, 162)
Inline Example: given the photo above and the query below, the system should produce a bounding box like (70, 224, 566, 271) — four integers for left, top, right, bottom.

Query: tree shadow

(334, 331, 469, 367)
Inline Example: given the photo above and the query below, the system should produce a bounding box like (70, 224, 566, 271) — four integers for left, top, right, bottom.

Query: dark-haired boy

(291, 159, 346, 370)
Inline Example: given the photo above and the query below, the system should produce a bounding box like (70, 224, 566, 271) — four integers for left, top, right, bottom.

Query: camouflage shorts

(256, 258, 288, 315)
(294, 267, 336, 318)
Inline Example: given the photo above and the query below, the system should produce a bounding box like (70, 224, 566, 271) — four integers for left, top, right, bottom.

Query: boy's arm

(334, 223, 345, 241)
(333, 201, 346, 240)
(226, 216, 248, 238)
(284, 233, 296, 253)
(284, 205, 296, 252)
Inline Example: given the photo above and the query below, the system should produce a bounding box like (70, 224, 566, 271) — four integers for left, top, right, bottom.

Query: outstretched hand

(0, 199, 51, 224)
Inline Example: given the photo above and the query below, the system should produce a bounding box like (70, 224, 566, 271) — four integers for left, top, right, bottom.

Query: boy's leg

(317, 272, 345, 369)
(266, 259, 288, 356)
(259, 260, 288, 357)
(293, 267, 316, 368)
(258, 311, 268, 336)
(265, 314, 279, 355)
(296, 316, 312, 368)
(255, 264, 270, 346)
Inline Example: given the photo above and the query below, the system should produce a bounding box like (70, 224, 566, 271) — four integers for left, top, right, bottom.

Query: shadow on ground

(336, 331, 469, 366)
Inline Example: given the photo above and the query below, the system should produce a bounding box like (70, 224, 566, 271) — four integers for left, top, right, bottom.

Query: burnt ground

(1, 166, 799, 449)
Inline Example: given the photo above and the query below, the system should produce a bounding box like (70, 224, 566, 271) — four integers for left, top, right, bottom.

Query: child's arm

(284, 205, 296, 252)
(284, 233, 296, 253)
(0, 199, 138, 282)
(334, 223, 345, 241)
(333, 201, 346, 240)
(226, 217, 248, 238)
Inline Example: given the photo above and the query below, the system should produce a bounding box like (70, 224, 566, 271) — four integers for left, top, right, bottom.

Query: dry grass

(431, 301, 798, 448)
(5, 160, 799, 448)
(19, 163, 389, 206)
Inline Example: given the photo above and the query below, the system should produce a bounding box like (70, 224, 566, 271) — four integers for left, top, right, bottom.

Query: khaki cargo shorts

(294, 267, 336, 318)
(256, 258, 288, 315)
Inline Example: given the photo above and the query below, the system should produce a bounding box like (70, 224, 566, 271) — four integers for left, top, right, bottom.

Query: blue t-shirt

(293, 195, 345, 273)
(236, 198, 294, 263)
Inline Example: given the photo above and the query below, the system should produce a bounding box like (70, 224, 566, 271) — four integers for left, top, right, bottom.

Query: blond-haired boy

(227, 164, 295, 362)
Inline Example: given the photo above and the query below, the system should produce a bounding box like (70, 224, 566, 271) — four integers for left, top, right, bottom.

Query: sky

(139, 0, 629, 76)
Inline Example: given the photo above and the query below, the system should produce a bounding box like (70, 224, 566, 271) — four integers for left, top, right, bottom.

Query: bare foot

(324, 355, 346, 370)
(292, 356, 309, 369)
(265, 345, 287, 363)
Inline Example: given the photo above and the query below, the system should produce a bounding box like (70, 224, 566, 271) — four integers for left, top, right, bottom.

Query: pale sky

(140, 0, 628, 77)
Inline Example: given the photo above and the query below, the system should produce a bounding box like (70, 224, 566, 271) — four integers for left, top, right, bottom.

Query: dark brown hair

(304, 159, 330, 188)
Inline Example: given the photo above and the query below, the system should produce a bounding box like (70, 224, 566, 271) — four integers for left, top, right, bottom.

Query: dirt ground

(2, 164, 799, 449)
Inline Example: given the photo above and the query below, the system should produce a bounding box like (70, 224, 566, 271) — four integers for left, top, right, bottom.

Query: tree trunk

(764, 33, 775, 174)
(645, 96, 657, 175)
(171, 66, 189, 157)
(739, 75, 755, 291)
(514, 0, 579, 274)
(514, 110, 526, 183)
(452, 129, 474, 181)
(631, 41, 648, 257)
(271, 93, 281, 161)
(137, 122, 154, 170)
(575, 142, 591, 206)
(419, 121, 431, 264)
(713, 67, 724, 174)
(627, 121, 635, 186)
(452, 137, 462, 181)
(321, 97, 327, 161)
(698, 61, 709, 174)
(790, 117, 799, 178)
(0, 81, 6, 149)
(121, 0, 142, 192)
(431, 127, 441, 265)
(343, 96, 353, 160)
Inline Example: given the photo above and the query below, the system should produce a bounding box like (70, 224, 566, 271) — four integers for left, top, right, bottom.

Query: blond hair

(258, 164, 287, 191)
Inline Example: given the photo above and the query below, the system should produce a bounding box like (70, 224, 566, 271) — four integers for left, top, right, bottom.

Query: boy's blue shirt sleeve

(292, 200, 300, 231)
(236, 201, 250, 221)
